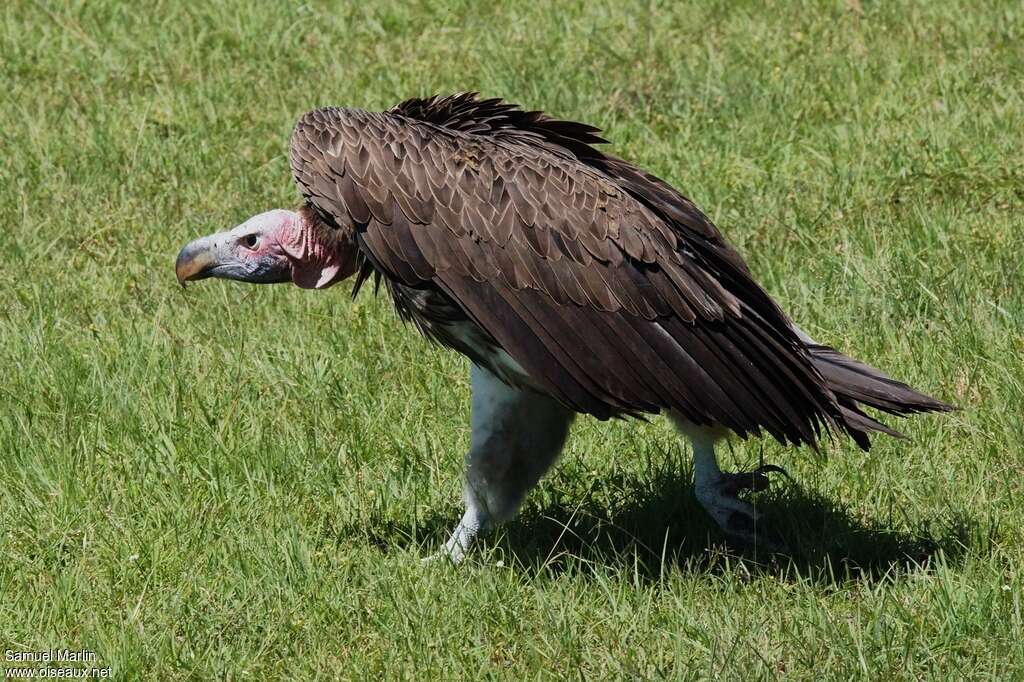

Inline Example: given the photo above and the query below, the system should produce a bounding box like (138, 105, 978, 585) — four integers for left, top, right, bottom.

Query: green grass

(2, 0, 1022, 678)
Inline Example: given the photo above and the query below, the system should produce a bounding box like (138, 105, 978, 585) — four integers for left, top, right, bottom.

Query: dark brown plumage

(173, 92, 957, 558)
(288, 92, 952, 451)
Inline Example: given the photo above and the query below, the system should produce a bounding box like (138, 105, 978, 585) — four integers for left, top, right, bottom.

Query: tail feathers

(807, 344, 956, 450)
(838, 404, 906, 450)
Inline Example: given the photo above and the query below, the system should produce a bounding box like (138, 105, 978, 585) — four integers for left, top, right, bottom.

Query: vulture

(176, 93, 953, 561)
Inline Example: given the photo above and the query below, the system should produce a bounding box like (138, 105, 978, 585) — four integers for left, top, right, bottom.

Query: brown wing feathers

(289, 95, 861, 447)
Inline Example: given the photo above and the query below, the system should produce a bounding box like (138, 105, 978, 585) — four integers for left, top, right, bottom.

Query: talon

(746, 471, 771, 493)
(695, 465, 792, 554)
(721, 464, 790, 494)
(720, 471, 767, 494)
(752, 463, 791, 481)
(690, 438, 792, 555)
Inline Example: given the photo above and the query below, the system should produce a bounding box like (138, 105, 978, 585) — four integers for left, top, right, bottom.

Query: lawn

(2, 0, 1022, 678)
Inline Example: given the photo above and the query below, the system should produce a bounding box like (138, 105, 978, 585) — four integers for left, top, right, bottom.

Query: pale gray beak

(175, 234, 223, 285)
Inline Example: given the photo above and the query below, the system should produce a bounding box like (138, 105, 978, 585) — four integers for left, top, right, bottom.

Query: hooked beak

(175, 235, 221, 285)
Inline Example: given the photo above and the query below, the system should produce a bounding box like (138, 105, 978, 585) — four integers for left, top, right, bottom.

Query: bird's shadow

(350, 462, 990, 584)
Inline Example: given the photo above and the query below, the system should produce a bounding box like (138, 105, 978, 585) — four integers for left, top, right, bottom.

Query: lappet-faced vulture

(176, 93, 953, 560)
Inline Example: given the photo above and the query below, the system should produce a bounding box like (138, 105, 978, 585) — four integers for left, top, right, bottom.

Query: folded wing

(289, 98, 848, 447)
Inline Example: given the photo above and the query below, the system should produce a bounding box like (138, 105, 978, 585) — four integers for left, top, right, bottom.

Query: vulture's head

(175, 208, 358, 290)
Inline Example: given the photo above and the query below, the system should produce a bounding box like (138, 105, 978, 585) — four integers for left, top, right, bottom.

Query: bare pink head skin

(175, 208, 358, 289)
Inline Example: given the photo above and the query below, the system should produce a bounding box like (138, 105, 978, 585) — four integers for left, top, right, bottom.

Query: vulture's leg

(431, 365, 574, 564)
(670, 415, 786, 551)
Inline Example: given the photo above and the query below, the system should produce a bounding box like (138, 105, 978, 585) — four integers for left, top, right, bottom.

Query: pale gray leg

(670, 413, 785, 550)
(431, 365, 574, 563)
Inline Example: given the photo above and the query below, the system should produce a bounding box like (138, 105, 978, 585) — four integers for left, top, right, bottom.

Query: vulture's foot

(422, 514, 480, 565)
(696, 464, 789, 553)
(422, 539, 468, 566)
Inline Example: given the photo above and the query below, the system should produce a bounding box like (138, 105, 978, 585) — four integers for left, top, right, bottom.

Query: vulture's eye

(241, 234, 260, 249)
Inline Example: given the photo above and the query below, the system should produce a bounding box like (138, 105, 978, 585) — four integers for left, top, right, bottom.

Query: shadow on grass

(501, 477, 985, 583)
(349, 465, 991, 584)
